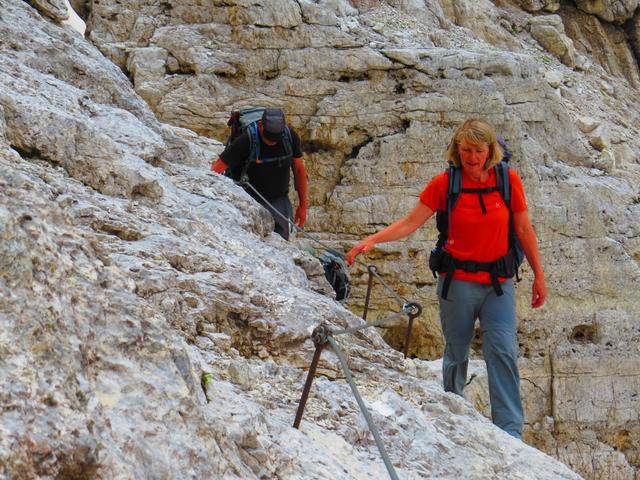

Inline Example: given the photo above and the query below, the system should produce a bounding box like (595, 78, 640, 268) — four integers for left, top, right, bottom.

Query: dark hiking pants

(256, 195, 292, 240)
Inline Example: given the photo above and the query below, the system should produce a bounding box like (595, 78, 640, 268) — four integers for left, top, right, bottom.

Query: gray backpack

(319, 250, 350, 302)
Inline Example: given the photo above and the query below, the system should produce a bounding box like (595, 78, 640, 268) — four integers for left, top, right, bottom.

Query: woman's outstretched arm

(346, 201, 434, 265)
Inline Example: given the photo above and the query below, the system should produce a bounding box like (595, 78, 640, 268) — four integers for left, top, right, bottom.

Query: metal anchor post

(362, 264, 377, 321)
(293, 324, 330, 429)
(402, 302, 423, 358)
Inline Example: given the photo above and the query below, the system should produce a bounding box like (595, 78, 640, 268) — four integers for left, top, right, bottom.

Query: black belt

(430, 249, 518, 299)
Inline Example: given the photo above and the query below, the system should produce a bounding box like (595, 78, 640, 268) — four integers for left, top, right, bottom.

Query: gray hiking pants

(437, 277, 523, 439)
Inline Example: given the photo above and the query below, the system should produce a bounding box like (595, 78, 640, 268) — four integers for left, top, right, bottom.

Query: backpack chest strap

(255, 153, 293, 165)
(255, 127, 293, 165)
(460, 186, 500, 214)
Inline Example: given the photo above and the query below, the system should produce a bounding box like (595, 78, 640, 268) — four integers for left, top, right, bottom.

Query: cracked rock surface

(3, 0, 640, 478)
(85, 1, 640, 477)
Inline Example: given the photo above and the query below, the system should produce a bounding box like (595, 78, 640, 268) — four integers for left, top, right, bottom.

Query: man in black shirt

(211, 108, 307, 240)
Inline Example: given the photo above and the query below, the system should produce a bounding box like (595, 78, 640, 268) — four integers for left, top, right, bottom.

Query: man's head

(261, 108, 286, 143)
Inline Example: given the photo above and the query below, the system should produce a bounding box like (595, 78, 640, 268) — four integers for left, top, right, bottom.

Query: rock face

(628, 9, 640, 60)
(27, 0, 69, 22)
(574, 0, 638, 23)
(515, 0, 561, 12)
(529, 14, 586, 69)
(0, 1, 587, 479)
(561, 3, 640, 87)
(2, 0, 640, 479)
(84, 0, 640, 478)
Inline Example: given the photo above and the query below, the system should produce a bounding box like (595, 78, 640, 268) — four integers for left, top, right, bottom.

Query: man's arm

(211, 158, 229, 174)
(292, 156, 307, 227)
(212, 133, 251, 174)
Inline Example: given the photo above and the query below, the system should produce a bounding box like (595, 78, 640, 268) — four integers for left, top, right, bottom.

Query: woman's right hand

(346, 237, 376, 266)
(345, 201, 434, 266)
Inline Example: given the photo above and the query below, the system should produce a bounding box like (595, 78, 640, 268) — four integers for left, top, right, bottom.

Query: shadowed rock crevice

(345, 134, 373, 160)
(302, 139, 334, 155)
(337, 72, 371, 82)
(9, 144, 53, 164)
(569, 324, 599, 344)
(623, 11, 640, 71)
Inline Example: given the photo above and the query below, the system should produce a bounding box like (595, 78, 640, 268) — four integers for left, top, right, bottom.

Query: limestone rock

(589, 125, 610, 151)
(440, 0, 521, 49)
(613, 142, 638, 165)
(28, 0, 69, 22)
(530, 15, 584, 68)
(544, 69, 565, 88)
(625, 9, 640, 63)
(1, 5, 585, 477)
(576, 116, 600, 133)
(593, 148, 615, 171)
(514, 0, 561, 12)
(300, 0, 358, 25)
(79, 3, 640, 477)
(0, 104, 6, 140)
(4, 0, 640, 479)
(562, 4, 640, 87)
(574, 0, 639, 23)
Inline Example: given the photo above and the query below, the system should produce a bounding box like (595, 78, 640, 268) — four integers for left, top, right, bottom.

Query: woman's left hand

(531, 275, 547, 308)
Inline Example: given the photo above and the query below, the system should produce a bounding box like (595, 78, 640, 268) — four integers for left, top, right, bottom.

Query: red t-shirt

(420, 168, 527, 284)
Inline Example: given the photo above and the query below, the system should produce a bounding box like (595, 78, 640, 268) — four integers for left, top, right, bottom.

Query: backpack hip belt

(432, 247, 520, 300)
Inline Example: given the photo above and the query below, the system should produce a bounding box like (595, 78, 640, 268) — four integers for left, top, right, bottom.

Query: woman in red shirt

(346, 118, 546, 439)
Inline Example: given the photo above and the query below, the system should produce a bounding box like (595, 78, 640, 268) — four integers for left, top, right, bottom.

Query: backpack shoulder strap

(248, 122, 260, 162)
(447, 165, 462, 210)
(446, 165, 461, 237)
(494, 161, 511, 209)
(238, 123, 260, 183)
(283, 126, 293, 158)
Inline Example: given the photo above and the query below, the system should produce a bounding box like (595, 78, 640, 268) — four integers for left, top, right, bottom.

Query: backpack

(319, 250, 351, 303)
(428, 137, 525, 300)
(225, 107, 294, 183)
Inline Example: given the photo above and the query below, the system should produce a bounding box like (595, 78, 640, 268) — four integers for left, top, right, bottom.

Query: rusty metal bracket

(362, 264, 377, 321)
(402, 302, 423, 358)
(293, 323, 399, 480)
(293, 271, 423, 479)
(293, 324, 330, 429)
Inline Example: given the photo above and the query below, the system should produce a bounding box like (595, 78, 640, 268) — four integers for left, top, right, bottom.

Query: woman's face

(457, 139, 490, 177)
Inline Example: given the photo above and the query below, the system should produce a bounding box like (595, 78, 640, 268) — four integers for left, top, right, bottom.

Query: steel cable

(242, 180, 411, 307)
(238, 179, 419, 479)
(332, 307, 412, 336)
(327, 335, 400, 480)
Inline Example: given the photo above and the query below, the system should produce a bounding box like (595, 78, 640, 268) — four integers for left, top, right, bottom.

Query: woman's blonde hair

(445, 118, 503, 170)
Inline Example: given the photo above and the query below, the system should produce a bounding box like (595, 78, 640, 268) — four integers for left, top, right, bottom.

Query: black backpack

(225, 107, 293, 183)
(429, 138, 525, 300)
(319, 250, 351, 303)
